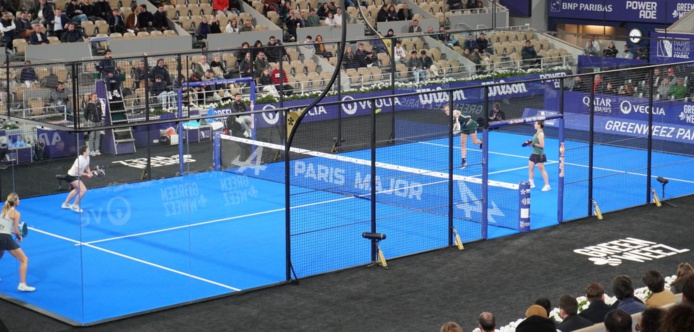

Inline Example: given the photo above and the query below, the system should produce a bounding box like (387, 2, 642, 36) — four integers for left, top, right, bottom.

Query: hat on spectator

(525, 305, 548, 318)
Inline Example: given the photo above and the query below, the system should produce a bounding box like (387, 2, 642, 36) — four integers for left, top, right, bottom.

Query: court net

(214, 134, 525, 231)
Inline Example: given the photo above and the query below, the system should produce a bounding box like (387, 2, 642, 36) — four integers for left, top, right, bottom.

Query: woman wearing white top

(333, 8, 343, 26)
(61, 145, 92, 213)
(0, 193, 35, 292)
(225, 19, 240, 33)
(324, 12, 340, 27)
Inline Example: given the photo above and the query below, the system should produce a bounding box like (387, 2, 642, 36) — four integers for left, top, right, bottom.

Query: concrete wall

(449, 10, 509, 31)
(296, 23, 365, 42)
(207, 31, 279, 51)
(377, 19, 440, 35)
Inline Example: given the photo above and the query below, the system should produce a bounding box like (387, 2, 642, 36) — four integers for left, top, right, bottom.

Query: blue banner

(499, 0, 532, 17)
(549, 0, 694, 24)
(238, 72, 569, 128)
(538, 91, 694, 143)
(650, 31, 694, 64)
(577, 55, 647, 69)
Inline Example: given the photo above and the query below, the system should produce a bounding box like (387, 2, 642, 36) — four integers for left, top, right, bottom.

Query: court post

(481, 87, 489, 240)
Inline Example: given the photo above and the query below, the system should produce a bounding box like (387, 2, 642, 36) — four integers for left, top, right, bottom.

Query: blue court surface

(1, 131, 692, 324)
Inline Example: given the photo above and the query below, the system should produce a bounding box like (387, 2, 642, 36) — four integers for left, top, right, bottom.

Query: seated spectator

(355, 43, 374, 67)
(475, 0, 484, 9)
(251, 40, 264, 59)
(670, 262, 694, 294)
(476, 32, 489, 54)
(65, 0, 88, 23)
(125, 4, 139, 32)
(132, 59, 149, 89)
(604, 309, 632, 332)
(603, 81, 617, 95)
(398, 3, 413, 21)
(28, 23, 48, 45)
(230, 93, 252, 137)
(440, 321, 462, 332)
(521, 39, 540, 68)
(314, 34, 332, 58)
(20, 61, 38, 87)
(152, 5, 167, 31)
(515, 304, 555, 332)
(30, 0, 54, 26)
(60, 22, 87, 42)
(303, 35, 315, 53)
(393, 40, 407, 63)
(621, 45, 633, 59)
(343, 46, 359, 70)
(556, 295, 593, 332)
(619, 82, 635, 96)
(213, 0, 230, 16)
(47, 8, 69, 38)
(253, 51, 271, 77)
(210, 55, 226, 77)
(661, 303, 694, 332)
(488, 102, 505, 121)
(1, 12, 16, 52)
(278, 1, 291, 22)
(324, 11, 340, 27)
(306, 8, 320, 27)
(407, 50, 425, 83)
(94, 0, 111, 20)
(534, 298, 552, 319)
(603, 41, 618, 57)
(97, 49, 120, 94)
(262, 2, 277, 17)
(48, 81, 71, 114)
(151, 75, 176, 109)
(209, 16, 221, 34)
(228, 0, 242, 15)
(137, 5, 154, 31)
(108, 8, 126, 34)
(447, 0, 463, 11)
(376, 4, 388, 22)
(257, 67, 272, 86)
(668, 76, 687, 99)
(334, 7, 343, 25)
(316, 3, 331, 19)
(420, 50, 438, 79)
(386, 4, 398, 21)
(80, 0, 99, 22)
(657, 78, 671, 97)
(196, 16, 211, 40)
(611, 275, 646, 314)
(638, 308, 664, 332)
(239, 52, 253, 78)
(265, 35, 288, 63)
(225, 18, 240, 33)
(463, 34, 478, 53)
(270, 62, 292, 95)
(408, 19, 422, 33)
(192, 55, 211, 78)
(151, 58, 172, 85)
(473, 312, 497, 332)
(579, 282, 613, 324)
(239, 20, 254, 32)
(465, 0, 475, 9)
(15, 11, 32, 39)
(468, 47, 483, 73)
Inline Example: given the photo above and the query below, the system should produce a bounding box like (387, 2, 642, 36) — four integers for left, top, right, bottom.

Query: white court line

(29, 227, 242, 291)
(84, 195, 355, 245)
(418, 141, 694, 184)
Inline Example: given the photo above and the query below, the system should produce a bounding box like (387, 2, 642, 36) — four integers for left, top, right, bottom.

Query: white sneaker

(112, 90, 121, 98)
(61, 202, 71, 209)
(542, 185, 551, 192)
(243, 130, 251, 138)
(528, 180, 535, 189)
(18, 283, 36, 292)
(70, 204, 83, 213)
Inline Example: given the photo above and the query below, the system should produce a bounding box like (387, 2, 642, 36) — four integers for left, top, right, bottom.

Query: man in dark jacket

(60, 22, 87, 42)
(557, 295, 593, 332)
(579, 282, 613, 324)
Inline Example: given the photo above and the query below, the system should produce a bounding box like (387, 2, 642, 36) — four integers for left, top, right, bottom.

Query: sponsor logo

(619, 100, 666, 115)
(416, 87, 467, 105)
(625, 1, 657, 20)
(553, 1, 612, 12)
(657, 39, 690, 59)
(484, 80, 529, 97)
(550, 0, 562, 12)
(455, 181, 504, 223)
(582, 96, 612, 113)
(680, 105, 694, 123)
(261, 104, 280, 125)
(341, 95, 402, 114)
(673, 2, 694, 20)
(575, 237, 689, 266)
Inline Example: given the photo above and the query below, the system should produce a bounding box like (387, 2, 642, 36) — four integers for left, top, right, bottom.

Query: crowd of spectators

(566, 66, 692, 101)
(439, 264, 694, 332)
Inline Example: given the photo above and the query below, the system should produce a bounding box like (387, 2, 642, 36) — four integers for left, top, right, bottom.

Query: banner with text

(538, 91, 694, 143)
(549, 0, 694, 24)
(231, 72, 569, 128)
(650, 31, 694, 64)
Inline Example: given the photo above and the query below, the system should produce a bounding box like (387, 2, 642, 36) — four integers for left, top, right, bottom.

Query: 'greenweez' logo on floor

(574, 238, 689, 266)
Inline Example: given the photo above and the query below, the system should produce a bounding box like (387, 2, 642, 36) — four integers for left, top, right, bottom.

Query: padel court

(0, 131, 692, 325)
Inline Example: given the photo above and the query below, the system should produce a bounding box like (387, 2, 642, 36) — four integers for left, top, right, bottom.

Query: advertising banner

(549, 0, 694, 24)
(231, 72, 569, 128)
(650, 31, 694, 64)
(539, 90, 694, 143)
